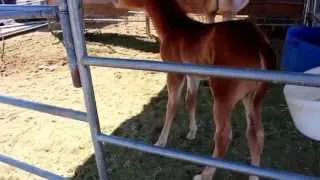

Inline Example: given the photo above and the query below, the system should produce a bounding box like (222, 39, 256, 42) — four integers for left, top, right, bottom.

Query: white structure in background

(0, 0, 49, 38)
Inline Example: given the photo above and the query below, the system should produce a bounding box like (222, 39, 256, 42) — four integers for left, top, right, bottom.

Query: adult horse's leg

(206, 14, 216, 23)
(155, 73, 185, 147)
(221, 12, 234, 21)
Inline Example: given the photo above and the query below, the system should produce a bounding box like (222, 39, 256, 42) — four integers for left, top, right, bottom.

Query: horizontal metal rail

(0, 5, 57, 11)
(0, 10, 56, 19)
(128, 10, 145, 14)
(97, 134, 319, 180)
(249, 0, 304, 5)
(83, 56, 320, 87)
(0, 20, 47, 28)
(18, 0, 47, 5)
(84, 18, 147, 23)
(0, 154, 65, 180)
(0, 94, 87, 122)
(257, 23, 297, 26)
(0, 5, 58, 19)
(1, 23, 48, 39)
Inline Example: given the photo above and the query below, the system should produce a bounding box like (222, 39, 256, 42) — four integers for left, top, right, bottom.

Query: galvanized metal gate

(0, 0, 320, 179)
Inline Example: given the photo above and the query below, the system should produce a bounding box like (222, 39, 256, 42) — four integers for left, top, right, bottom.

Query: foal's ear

(232, 0, 249, 13)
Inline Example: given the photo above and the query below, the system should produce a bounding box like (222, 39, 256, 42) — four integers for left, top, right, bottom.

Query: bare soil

(0, 14, 165, 179)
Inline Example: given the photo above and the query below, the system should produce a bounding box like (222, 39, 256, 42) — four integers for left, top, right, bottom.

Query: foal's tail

(255, 25, 278, 71)
(260, 40, 277, 70)
(253, 25, 278, 97)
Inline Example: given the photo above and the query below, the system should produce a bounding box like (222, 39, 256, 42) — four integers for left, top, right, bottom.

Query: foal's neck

(145, 0, 199, 39)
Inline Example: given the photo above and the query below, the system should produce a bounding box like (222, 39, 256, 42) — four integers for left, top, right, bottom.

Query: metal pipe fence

(1, 20, 46, 28)
(0, 4, 57, 19)
(0, 154, 65, 180)
(0, 94, 87, 121)
(0, 1, 82, 177)
(97, 134, 318, 180)
(0, 0, 320, 180)
(83, 56, 320, 87)
(67, 0, 109, 178)
(313, 0, 320, 26)
(58, 0, 81, 87)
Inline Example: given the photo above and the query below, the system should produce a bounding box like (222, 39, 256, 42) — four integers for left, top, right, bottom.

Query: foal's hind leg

(194, 100, 236, 179)
(194, 98, 233, 180)
(155, 73, 185, 147)
(194, 80, 248, 180)
(242, 86, 267, 180)
(185, 76, 200, 140)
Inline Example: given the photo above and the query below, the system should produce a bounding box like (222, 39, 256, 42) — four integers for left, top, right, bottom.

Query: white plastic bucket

(284, 66, 320, 141)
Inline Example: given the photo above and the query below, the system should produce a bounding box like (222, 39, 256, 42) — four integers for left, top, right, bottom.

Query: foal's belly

(186, 75, 209, 88)
(188, 75, 209, 81)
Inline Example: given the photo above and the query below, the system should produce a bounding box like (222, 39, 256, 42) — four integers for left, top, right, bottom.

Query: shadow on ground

(51, 31, 160, 54)
(85, 32, 160, 53)
(71, 84, 320, 180)
(49, 25, 286, 57)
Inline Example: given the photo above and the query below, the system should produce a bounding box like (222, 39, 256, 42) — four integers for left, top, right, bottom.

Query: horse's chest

(160, 43, 181, 61)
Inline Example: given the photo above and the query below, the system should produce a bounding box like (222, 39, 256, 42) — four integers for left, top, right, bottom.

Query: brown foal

(111, 0, 277, 179)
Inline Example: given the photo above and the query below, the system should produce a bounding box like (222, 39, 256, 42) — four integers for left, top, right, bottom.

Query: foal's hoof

(249, 176, 259, 180)
(154, 140, 166, 147)
(193, 168, 215, 180)
(193, 174, 202, 180)
(186, 130, 197, 140)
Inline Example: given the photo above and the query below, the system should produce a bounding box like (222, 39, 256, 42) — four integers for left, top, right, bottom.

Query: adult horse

(114, 0, 249, 22)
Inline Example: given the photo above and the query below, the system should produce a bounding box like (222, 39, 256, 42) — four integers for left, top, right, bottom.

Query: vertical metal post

(58, 0, 81, 88)
(67, 0, 108, 179)
(304, 0, 309, 25)
(304, 0, 313, 26)
(145, 15, 151, 35)
(313, 0, 318, 14)
(313, 0, 319, 26)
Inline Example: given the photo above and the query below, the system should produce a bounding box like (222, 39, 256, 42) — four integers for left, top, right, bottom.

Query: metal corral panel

(240, 0, 304, 18)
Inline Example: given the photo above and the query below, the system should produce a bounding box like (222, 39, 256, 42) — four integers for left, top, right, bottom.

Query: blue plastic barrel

(281, 26, 320, 72)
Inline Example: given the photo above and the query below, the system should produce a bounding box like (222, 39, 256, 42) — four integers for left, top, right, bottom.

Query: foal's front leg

(155, 73, 185, 147)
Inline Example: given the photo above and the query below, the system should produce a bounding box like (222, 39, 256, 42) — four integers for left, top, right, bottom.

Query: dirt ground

(0, 14, 165, 179)
(1, 14, 320, 180)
